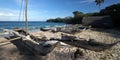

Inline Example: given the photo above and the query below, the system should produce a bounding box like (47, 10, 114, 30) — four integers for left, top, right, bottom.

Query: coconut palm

(95, 0, 104, 10)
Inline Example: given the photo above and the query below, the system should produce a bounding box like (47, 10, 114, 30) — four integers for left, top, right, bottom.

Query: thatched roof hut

(82, 16, 114, 28)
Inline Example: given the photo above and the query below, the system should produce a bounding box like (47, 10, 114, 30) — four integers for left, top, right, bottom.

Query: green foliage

(95, 0, 104, 5)
(84, 12, 101, 17)
(73, 11, 83, 18)
(46, 3, 120, 27)
(46, 11, 84, 24)
(100, 3, 120, 15)
(95, 0, 104, 10)
(64, 16, 74, 24)
(46, 17, 65, 23)
(100, 3, 120, 27)
(71, 11, 84, 24)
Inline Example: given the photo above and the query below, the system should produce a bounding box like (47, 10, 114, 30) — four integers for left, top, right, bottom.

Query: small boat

(3, 0, 59, 56)
(4, 29, 60, 56)
(40, 28, 51, 31)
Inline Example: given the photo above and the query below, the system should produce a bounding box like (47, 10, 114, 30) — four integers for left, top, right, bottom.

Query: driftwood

(51, 34, 120, 52)
(58, 39, 120, 52)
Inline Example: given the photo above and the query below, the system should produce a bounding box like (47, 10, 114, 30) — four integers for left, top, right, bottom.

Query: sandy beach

(0, 29, 120, 60)
(0, 0, 120, 60)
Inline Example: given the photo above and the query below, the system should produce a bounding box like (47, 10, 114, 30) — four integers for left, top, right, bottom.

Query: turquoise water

(0, 21, 65, 32)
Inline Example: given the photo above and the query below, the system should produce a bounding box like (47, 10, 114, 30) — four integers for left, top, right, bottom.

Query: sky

(0, 0, 119, 21)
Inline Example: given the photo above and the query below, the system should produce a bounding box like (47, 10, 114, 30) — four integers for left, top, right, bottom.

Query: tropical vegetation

(46, 3, 120, 27)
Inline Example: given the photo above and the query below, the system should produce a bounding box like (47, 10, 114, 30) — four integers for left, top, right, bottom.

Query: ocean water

(0, 21, 65, 32)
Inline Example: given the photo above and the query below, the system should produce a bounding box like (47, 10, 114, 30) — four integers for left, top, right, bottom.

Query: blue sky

(0, 0, 119, 21)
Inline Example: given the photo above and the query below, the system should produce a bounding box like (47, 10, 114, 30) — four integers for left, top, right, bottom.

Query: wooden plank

(0, 42, 11, 46)
(0, 37, 21, 46)
(9, 37, 21, 41)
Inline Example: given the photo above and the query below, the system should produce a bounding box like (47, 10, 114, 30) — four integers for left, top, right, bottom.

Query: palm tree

(95, 0, 104, 10)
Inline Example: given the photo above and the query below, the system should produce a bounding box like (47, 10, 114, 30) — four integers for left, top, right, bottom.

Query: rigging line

(18, 0, 24, 27)
(22, 2, 25, 30)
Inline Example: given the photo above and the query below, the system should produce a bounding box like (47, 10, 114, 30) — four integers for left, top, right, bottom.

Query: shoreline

(0, 21, 65, 32)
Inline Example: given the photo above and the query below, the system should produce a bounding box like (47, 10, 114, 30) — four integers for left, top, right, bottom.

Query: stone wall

(82, 16, 114, 28)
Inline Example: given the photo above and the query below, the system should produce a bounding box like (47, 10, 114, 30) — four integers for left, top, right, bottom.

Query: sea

(0, 21, 65, 33)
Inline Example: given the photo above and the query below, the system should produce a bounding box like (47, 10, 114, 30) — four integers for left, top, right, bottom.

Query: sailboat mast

(25, 0, 28, 33)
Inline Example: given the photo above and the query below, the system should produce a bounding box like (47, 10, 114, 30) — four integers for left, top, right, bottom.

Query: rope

(18, 0, 24, 28)
(22, 3, 25, 30)
(22, 0, 26, 31)
(22, 6, 25, 29)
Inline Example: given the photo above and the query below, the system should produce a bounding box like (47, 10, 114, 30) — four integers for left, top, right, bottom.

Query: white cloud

(66, 0, 95, 6)
(0, 8, 19, 21)
(0, 12, 15, 16)
(0, 8, 50, 21)
(0, 7, 71, 21)
(79, 0, 95, 4)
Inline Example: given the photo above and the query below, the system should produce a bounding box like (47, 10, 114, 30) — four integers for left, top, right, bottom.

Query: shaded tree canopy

(100, 3, 120, 27)
(73, 11, 83, 18)
(46, 17, 65, 23)
(72, 11, 84, 24)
